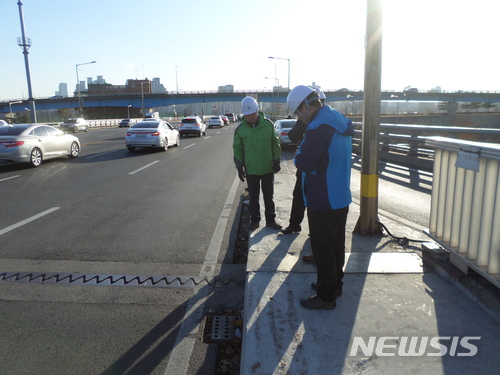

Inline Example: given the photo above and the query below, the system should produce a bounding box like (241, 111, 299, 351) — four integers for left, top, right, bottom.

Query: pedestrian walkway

(240, 172, 500, 375)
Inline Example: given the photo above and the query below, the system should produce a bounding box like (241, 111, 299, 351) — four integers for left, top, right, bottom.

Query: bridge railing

(424, 137, 500, 288)
(352, 122, 500, 170)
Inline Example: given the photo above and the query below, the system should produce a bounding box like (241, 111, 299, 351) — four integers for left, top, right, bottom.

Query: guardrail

(352, 122, 500, 170)
(424, 137, 500, 288)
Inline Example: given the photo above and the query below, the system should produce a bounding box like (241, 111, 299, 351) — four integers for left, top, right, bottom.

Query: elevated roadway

(2, 90, 500, 113)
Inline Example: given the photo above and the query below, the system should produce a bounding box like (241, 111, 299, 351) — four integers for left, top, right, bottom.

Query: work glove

(273, 159, 281, 174)
(237, 166, 246, 182)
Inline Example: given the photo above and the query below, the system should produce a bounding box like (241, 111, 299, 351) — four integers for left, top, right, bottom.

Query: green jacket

(233, 112, 281, 175)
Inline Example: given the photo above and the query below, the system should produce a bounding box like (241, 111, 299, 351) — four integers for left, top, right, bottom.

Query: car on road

(0, 120, 8, 126)
(119, 118, 134, 128)
(221, 115, 229, 125)
(125, 120, 180, 152)
(224, 113, 237, 123)
(59, 118, 88, 133)
(0, 124, 80, 167)
(208, 116, 224, 128)
(178, 116, 206, 137)
(274, 119, 299, 148)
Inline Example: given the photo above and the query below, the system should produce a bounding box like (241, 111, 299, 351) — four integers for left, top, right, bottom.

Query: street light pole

(141, 82, 146, 116)
(17, 1, 36, 123)
(127, 105, 132, 118)
(175, 65, 179, 94)
(76, 60, 96, 117)
(354, 0, 383, 235)
(268, 56, 290, 91)
(8, 100, 22, 123)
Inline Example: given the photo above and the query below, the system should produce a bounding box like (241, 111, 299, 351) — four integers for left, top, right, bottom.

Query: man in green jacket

(233, 96, 282, 231)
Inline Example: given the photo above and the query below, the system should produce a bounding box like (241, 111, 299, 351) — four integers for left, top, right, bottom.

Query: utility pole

(354, 0, 383, 235)
(17, 1, 37, 123)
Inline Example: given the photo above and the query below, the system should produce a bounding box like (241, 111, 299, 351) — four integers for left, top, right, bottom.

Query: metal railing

(352, 122, 500, 170)
(425, 137, 500, 288)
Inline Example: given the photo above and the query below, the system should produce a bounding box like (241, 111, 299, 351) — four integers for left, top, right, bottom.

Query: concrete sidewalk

(240, 172, 500, 375)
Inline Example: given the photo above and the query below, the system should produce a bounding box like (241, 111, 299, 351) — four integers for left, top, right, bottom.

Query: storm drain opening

(211, 315, 239, 342)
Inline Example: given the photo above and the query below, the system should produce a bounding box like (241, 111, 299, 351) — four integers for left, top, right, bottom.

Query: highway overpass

(2, 90, 500, 114)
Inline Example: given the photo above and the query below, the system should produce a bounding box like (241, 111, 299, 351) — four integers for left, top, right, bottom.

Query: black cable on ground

(377, 220, 427, 246)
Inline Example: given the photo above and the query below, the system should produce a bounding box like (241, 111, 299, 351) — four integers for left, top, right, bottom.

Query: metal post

(17, 1, 36, 123)
(268, 56, 290, 91)
(76, 61, 96, 117)
(9, 101, 22, 123)
(354, 0, 383, 235)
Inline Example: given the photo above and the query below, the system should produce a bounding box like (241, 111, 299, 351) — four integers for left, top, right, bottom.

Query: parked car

(274, 119, 299, 148)
(221, 115, 230, 125)
(119, 118, 134, 128)
(208, 116, 224, 128)
(179, 116, 206, 137)
(59, 118, 88, 133)
(0, 124, 80, 167)
(224, 113, 237, 123)
(125, 120, 180, 152)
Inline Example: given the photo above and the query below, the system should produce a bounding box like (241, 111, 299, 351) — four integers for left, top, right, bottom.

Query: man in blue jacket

(287, 85, 354, 310)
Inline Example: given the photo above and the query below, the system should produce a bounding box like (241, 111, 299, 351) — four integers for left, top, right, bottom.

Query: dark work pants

(307, 206, 349, 302)
(289, 170, 306, 227)
(247, 173, 276, 224)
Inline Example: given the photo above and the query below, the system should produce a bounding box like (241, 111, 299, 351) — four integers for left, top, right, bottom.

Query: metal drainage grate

(211, 315, 239, 342)
(0, 271, 211, 289)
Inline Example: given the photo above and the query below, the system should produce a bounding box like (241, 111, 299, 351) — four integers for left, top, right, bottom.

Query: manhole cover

(211, 315, 239, 342)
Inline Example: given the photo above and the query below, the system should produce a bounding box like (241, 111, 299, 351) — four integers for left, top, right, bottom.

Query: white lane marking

(203, 136, 211, 140)
(86, 150, 118, 159)
(183, 144, 195, 150)
(0, 175, 21, 183)
(164, 175, 240, 375)
(0, 207, 61, 236)
(128, 160, 160, 175)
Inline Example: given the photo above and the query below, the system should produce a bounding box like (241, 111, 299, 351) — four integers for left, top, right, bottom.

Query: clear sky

(1, 0, 499, 101)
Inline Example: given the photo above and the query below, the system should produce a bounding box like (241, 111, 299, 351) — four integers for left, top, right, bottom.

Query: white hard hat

(286, 85, 315, 114)
(313, 87, 326, 100)
(241, 96, 259, 115)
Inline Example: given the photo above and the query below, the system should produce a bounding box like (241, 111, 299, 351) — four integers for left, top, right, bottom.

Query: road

(0, 123, 432, 374)
(0, 123, 246, 375)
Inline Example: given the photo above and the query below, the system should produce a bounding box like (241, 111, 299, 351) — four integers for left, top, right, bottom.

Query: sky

(1, 0, 499, 101)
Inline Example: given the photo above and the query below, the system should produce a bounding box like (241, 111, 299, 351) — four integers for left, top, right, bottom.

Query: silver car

(0, 124, 81, 167)
(125, 120, 180, 152)
(274, 119, 298, 148)
(59, 118, 88, 133)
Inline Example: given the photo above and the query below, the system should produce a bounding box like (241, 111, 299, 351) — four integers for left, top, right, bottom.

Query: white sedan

(125, 120, 180, 152)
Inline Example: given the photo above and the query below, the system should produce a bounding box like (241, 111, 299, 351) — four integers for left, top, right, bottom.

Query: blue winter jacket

(294, 105, 354, 210)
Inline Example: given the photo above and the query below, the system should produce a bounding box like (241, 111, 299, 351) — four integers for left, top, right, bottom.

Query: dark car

(119, 119, 134, 128)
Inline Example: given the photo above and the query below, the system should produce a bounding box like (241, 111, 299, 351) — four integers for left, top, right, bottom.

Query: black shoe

(266, 221, 282, 230)
(249, 222, 259, 231)
(300, 295, 336, 310)
(281, 225, 301, 234)
(311, 282, 343, 297)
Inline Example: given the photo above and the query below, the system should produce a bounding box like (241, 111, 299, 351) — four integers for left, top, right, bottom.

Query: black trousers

(307, 206, 349, 302)
(247, 173, 276, 224)
(289, 170, 306, 227)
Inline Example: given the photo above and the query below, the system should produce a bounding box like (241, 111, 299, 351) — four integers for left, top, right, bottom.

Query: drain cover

(211, 315, 239, 342)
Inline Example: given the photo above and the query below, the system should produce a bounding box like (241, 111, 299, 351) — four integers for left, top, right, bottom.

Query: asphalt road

(0, 124, 433, 374)
(0, 123, 246, 375)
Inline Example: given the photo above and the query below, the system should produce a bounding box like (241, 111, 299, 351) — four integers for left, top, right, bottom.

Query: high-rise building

(59, 82, 68, 97)
(152, 77, 167, 93)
